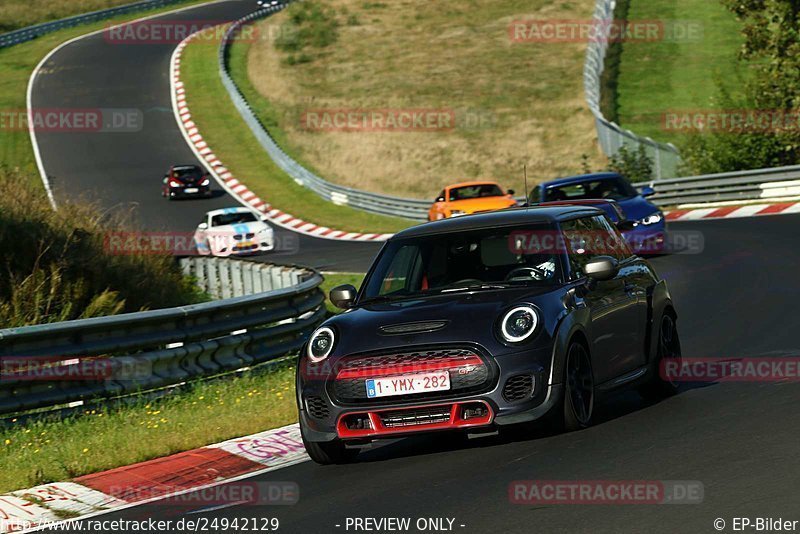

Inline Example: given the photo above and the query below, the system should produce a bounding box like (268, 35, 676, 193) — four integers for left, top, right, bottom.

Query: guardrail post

(231, 260, 244, 297)
(207, 258, 221, 299)
(242, 262, 255, 295)
(271, 266, 283, 290)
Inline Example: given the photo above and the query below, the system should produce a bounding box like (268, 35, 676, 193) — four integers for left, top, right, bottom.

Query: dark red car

(161, 165, 212, 200)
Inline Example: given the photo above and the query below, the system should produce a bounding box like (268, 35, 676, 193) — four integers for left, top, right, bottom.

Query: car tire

(301, 434, 358, 465)
(639, 313, 681, 400)
(556, 341, 594, 432)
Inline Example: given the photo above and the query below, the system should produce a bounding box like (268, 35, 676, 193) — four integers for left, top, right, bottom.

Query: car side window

(561, 218, 596, 279)
(593, 214, 633, 260)
(562, 215, 631, 279)
(379, 245, 422, 295)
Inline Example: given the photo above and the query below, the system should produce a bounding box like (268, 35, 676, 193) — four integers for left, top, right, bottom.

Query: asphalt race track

(29, 1, 800, 533)
(30, 0, 380, 272)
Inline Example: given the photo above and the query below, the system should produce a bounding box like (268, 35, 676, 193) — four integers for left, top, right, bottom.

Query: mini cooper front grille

(341, 348, 477, 369)
(331, 348, 493, 404)
(380, 406, 452, 428)
(306, 396, 330, 419)
(502, 374, 535, 402)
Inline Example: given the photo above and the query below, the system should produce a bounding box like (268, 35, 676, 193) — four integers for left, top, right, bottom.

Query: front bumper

(299, 344, 561, 443)
(169, 185, 211, 198)
(623, 222, 666, 255)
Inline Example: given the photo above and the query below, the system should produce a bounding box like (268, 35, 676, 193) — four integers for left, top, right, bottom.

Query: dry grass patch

(245, 0, 603, 199)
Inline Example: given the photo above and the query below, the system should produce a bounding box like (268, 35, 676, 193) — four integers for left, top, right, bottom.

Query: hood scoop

(378, 320, 449, 336)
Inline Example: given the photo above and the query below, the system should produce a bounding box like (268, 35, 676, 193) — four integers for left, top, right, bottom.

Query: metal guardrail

(0, 260, 325, 416)
(180, 257, 306, 299)
(584, 0, 681, 179)
(0, 0, 189, 49)
(218, 6, 432, 221)
(634, 164, 800, 206)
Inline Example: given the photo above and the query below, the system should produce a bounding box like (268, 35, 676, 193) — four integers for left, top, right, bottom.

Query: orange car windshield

(449, 184, 504, 201)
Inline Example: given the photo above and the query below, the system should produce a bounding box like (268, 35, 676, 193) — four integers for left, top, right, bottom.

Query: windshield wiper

(438, 283, 510, 294)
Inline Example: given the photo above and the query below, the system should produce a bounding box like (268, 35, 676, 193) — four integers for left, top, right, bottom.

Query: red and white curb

(665, 201, 800, 222)
(0, 424, 307, 533)
(171, 33, 394, 242)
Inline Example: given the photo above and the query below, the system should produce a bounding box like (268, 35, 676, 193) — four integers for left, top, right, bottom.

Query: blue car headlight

(639, 212, 663, 226)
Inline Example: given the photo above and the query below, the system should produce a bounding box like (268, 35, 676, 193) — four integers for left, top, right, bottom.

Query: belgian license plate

(366, 372, 450, 399)
(184, 187, 199, 193)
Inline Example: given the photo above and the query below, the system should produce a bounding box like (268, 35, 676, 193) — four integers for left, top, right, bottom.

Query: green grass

(180, 31, 412, 234)
(614, 0, 748, 144)
(0, 0, 191, 33)
(0, 363, 297, 494)
(0, 167, 208, 326)
(0, 0, 207, 189)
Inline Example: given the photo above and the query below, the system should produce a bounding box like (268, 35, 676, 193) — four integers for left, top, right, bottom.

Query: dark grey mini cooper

(297, 206, 681, 464)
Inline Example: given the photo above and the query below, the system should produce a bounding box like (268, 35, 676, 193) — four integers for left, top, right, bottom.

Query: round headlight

(500, 306, 539, 343)
(307, 327, 335, 362)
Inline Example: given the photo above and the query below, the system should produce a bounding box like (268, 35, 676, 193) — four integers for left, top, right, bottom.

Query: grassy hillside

(614, 0, 748, 144)
(0, 167, 205, 327)
(240, 0, 603, 199)
(0, 0, 185, 33)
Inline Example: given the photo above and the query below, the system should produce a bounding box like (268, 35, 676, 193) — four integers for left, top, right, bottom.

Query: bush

(0, 167, 206, 327)
(275, 0, 340, 58)
(607, 144, 654, 183)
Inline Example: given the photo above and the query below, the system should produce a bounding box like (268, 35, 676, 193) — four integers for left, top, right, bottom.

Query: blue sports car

(531, 173, 665, 254)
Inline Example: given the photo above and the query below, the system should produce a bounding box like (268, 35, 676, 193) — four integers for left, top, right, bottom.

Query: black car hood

(325, 285, 562, 355)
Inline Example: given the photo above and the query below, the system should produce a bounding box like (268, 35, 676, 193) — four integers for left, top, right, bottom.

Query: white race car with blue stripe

(194, 207, 275, 257)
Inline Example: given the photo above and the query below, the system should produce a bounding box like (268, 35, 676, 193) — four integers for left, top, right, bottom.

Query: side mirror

(435, 196, 445, 203)
(197, 222, 208, 230)
(616, 220, 637, 232)
(507, 189, 515, 195)
(162, 176, 168, 184)
(329, 284, 358, 309)
(585, 256, 619, 282)
(640, 186, 655, 197)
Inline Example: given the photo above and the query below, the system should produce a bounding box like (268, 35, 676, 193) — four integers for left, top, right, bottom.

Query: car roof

(206, 206, 254, 217)
(392, 205, 604, 239)
(445, 180, 502, 190)
(172, 164, 201, 171)
(541, 172, 623, 188)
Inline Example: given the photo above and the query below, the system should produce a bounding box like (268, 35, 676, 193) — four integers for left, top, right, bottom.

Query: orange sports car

(428, 181, 518, 221)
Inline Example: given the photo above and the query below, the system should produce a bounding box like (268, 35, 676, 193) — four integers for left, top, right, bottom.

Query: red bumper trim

(336, 400, 493, 439)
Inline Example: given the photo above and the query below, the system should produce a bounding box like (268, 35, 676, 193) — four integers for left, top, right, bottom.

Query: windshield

(173, 167, 202, 180)
(362, 224, 562, 301)
(211, 212, 258, 226)
(544, 178, 637, 202)
(449, 184, 505, 201)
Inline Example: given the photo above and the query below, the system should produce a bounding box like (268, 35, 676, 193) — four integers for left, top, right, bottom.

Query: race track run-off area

(22, 1, 800, 532)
